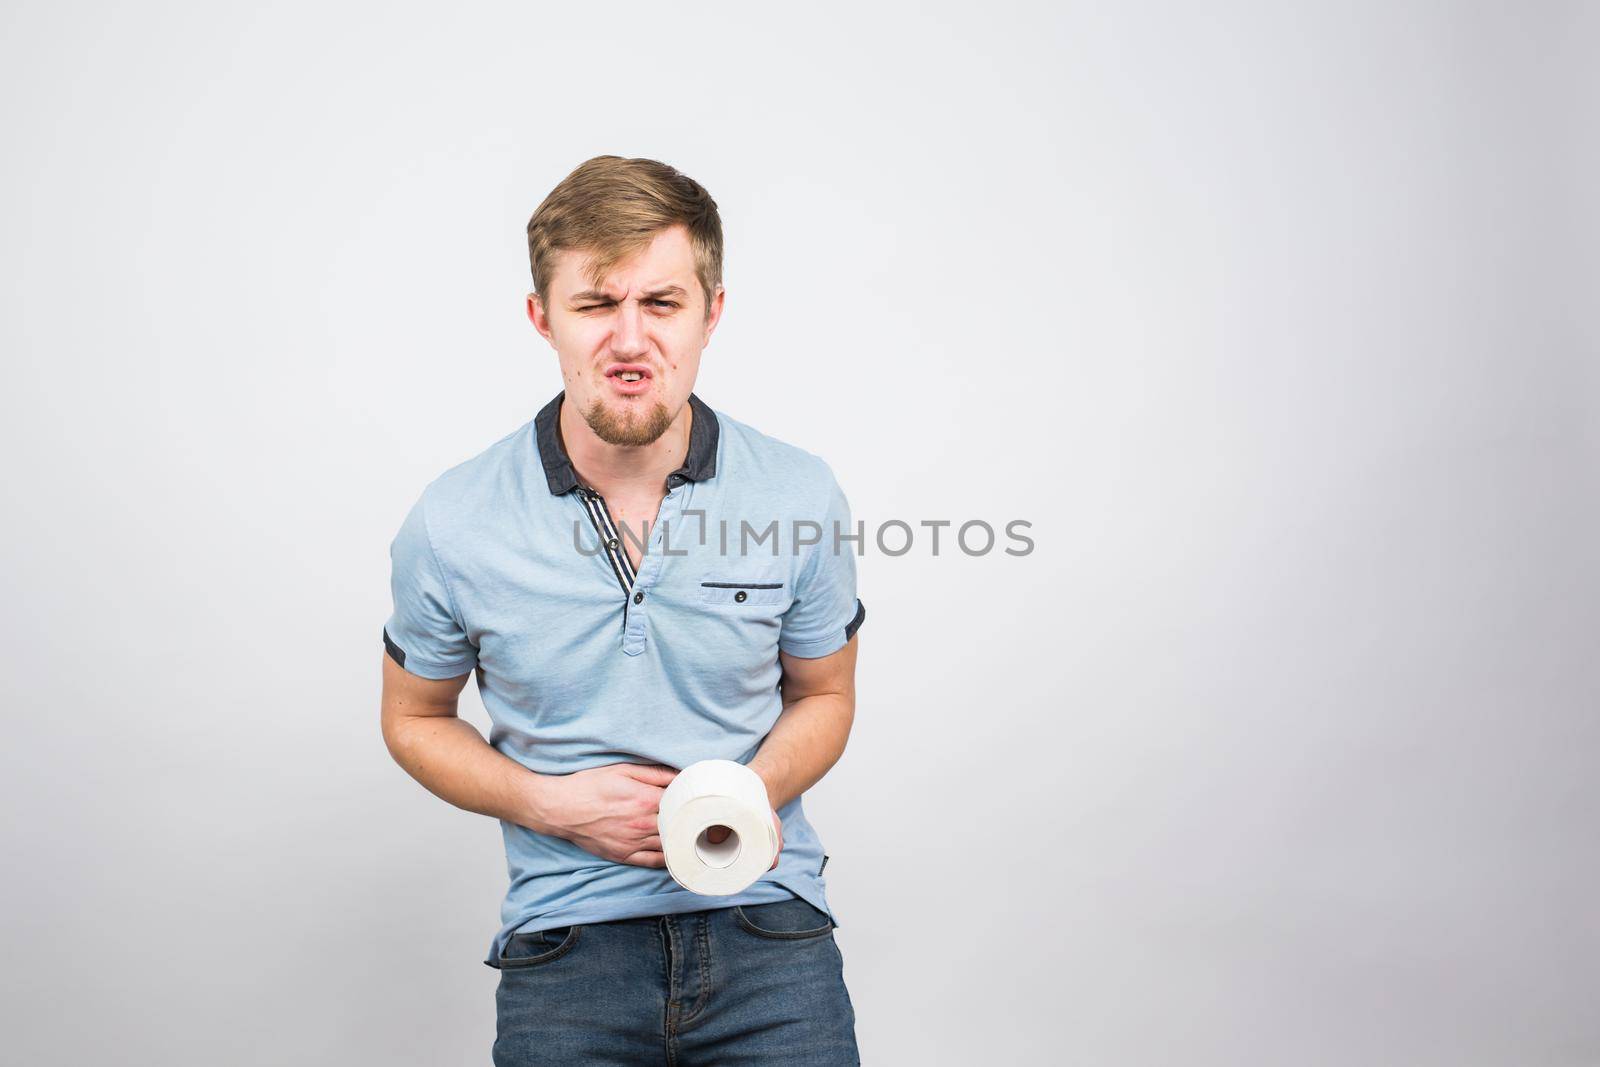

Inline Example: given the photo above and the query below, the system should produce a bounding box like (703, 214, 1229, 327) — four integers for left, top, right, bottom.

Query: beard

(581, 396, 676, 447)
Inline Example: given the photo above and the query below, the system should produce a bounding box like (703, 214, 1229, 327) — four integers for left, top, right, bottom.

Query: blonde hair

(526, 155, 724, 319)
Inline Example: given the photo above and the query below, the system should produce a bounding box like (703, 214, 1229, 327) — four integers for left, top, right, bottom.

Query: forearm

(384, 714, 553, 832)
(748, 692, 855, 811)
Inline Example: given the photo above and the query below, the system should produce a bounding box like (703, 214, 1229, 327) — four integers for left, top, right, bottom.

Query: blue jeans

(489, 896, 860, 1065)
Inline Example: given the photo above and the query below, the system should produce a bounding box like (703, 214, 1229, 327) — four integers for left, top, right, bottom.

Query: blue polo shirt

(382, 392, 865, 966)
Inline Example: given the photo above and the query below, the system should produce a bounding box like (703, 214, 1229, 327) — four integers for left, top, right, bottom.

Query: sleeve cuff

(779, 599, 865, 659)
(383, 628, 477, 679)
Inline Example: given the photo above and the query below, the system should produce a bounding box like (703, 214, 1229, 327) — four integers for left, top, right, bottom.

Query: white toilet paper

(658, 759, 779, 895)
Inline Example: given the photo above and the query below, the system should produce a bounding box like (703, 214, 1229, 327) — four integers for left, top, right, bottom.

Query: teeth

(618, 371, 642, 382)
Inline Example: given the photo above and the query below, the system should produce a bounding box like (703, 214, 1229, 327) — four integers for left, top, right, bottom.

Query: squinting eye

(648, 300, 677, 309)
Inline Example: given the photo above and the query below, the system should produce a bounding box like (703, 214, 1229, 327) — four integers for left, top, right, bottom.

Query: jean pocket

(495, 924, 580, 969)
(733, 898, 836, 940)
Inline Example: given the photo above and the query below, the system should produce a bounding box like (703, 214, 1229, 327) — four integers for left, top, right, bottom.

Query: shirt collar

(533, 390, 719, 496)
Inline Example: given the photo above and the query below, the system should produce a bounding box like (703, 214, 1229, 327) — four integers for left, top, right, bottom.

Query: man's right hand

(531, 762, 678, 868)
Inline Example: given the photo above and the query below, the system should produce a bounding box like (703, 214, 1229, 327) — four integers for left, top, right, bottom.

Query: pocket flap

(699, 568, 788, 606)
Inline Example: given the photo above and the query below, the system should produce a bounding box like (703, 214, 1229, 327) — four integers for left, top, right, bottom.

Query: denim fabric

(490, 896, 859, 1066)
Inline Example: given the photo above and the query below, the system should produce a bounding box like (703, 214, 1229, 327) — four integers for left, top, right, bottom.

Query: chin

(582, 393, 675, 447)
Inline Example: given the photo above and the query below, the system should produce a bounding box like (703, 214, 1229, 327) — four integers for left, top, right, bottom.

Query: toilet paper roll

(658, 759, 779, 895)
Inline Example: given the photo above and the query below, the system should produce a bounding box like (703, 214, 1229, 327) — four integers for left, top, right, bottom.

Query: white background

(3, 2, 1597, 1064)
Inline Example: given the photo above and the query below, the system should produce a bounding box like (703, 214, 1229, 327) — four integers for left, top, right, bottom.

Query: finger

(637, 834, 661, 851)
(706, 825, 731, 844)
(619, 764, 679, 787)
(624, 850, 666, 868)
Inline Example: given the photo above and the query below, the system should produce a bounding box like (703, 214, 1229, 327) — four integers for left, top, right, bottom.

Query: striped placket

(574, 485, 637, 594)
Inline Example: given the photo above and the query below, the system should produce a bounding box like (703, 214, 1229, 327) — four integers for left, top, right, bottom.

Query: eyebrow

(570, 285, 688, 303)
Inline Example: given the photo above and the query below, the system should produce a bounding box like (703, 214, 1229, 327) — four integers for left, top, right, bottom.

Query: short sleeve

(779, 468, 866, 659)
(382, 493, 479, 679)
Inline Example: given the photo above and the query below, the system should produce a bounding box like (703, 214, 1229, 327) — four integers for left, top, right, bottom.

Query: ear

(701, 286, 726, 346)
(527, 292, 556, 346)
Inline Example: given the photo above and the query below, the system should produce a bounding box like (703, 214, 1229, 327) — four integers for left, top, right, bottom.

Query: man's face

(527, 224, 723, 447)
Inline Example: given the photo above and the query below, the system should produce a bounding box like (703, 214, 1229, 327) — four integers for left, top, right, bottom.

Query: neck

(558, 395, 692, 495)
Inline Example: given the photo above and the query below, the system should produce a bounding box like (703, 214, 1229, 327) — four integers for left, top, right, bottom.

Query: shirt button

(734, 590, 748, 603)
(633, 591, 645, 605)
(607, 538, 619, 550)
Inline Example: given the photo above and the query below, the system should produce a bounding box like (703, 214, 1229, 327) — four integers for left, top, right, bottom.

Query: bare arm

(379, 652, 674, 866)
(749, 633, 860, 811)
(379, 653, 541, 825)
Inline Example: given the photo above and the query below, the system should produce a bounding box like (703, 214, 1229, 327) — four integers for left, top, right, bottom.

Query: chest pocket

(699, 567, 789, 608)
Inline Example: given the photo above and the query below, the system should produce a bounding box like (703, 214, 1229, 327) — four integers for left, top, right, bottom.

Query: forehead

(548, 224, 697, 297)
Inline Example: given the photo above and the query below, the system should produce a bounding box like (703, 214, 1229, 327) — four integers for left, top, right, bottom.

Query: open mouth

(605, 364, 652, 392)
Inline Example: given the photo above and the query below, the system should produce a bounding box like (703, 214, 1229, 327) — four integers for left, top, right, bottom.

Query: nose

(611, 299, 650, 359)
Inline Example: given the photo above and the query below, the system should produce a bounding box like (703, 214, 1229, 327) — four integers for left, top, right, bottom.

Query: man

(379, 155, 865, 1065)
